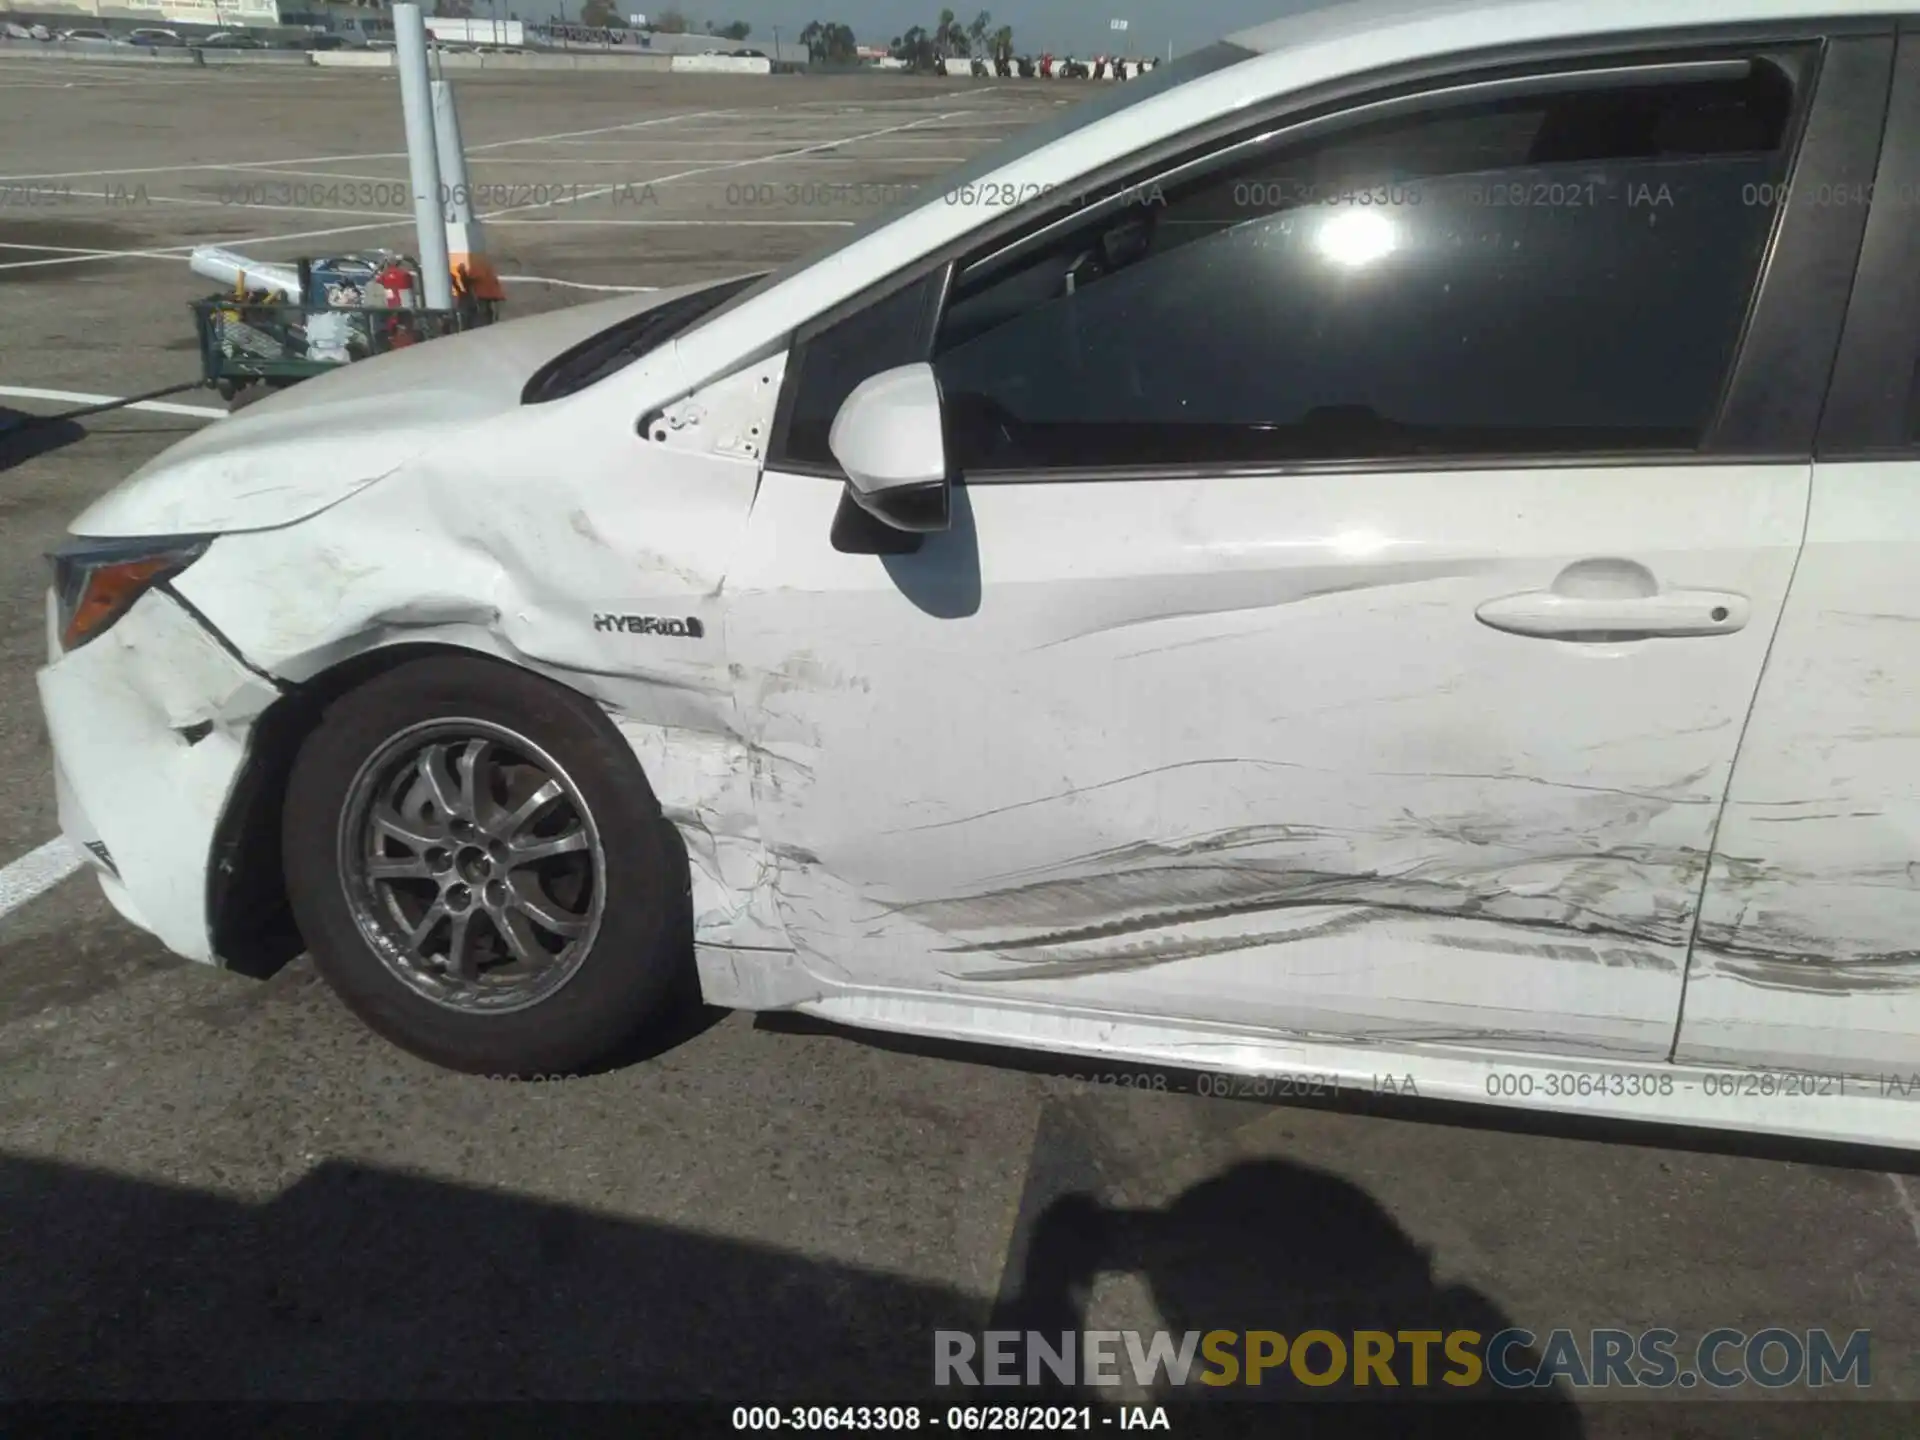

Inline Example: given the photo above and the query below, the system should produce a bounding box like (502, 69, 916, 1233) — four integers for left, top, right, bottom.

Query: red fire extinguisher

(376, 258, 419, 348)
(376, 258, 416, 308)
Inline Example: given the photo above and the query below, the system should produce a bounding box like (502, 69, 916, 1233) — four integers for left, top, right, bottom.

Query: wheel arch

(207, 639, 628, 976)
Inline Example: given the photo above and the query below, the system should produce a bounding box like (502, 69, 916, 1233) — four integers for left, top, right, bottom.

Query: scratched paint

(46, 284, 785, 966)
(163, 353, 787, 957)
(72, 286, 717, 539)
(37, 587, 282, 961)
(723, 459, 1807, 1059)
(36, 0, 1920, 1150)
(1679, 463, 1920, 1075)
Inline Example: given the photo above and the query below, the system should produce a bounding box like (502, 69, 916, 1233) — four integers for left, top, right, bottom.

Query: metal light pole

(392, 2, 455, 310)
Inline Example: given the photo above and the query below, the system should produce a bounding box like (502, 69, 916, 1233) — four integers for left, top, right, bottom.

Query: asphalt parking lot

(5, 56, 1920, 1431)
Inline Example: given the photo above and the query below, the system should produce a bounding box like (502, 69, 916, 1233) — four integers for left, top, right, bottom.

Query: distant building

(289, 0, 391, 37)
(425, 14, 523, 44)
(528, 23, 806, 64)
(1, 0, 283, 21)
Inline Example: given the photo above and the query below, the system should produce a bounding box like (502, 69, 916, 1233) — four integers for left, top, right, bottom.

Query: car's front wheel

(282, 654, 688, 1075)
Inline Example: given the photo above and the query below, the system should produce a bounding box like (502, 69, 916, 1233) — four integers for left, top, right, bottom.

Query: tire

(282, 654, 688, 1075)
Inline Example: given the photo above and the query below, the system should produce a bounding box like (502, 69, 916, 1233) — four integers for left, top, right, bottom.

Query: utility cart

(191, 293, 498, 410)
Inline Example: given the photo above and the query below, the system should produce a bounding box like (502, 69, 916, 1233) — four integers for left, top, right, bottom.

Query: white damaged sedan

(39, 0, 1920, 1148)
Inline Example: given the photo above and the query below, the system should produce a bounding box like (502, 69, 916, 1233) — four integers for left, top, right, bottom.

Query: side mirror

(827, 362, 951, 533)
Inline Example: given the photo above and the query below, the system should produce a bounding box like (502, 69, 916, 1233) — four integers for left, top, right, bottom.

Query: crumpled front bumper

(36, 586, 280, 964)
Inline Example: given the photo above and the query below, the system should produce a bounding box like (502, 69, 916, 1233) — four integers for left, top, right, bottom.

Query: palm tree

(893, 23, 934, 67)
(934, 6, 968, 56)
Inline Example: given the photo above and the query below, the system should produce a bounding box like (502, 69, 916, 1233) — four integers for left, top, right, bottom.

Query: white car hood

(72, 282, 718, 539)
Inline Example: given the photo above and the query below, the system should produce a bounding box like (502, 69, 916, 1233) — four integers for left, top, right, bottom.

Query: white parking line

(0, 94, 1033, 275)
(0, 243, 664, 293)
(224, 164, 411, 184)
(477, 110, 981, 222)
(0, 385, 226, 419)
(0, 838, 84, 922)
(0, 150, 409, 184)
(466, 154, 970, 166)
(0, 111, 980, 271)
(540, 137, 985, 147)
(0, 240, 192, 271)
(500, 275, 657, 292)
(143, 192, 416, 221)
(0, 108, 736, 183)
(487, 218, 855, 227)
(0, 215, 421, 271)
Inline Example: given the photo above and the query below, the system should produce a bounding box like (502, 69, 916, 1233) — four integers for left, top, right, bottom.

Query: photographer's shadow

(992, 1158, 1584, 1437)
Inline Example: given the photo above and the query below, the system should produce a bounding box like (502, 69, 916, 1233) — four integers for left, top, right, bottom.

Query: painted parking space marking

(0, 838, 84, 921)
(0, 385, 226, 419)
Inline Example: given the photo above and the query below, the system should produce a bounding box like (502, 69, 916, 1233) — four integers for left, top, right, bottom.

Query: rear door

(725, 32, 1877, 1059)
(1681, 27, 1920, 1078)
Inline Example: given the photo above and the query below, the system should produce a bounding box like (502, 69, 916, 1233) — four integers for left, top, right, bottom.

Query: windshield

(694, 40, 1258, 328)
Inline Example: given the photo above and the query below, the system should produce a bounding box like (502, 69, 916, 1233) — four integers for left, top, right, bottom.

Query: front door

(724, 43, 1833, 1058)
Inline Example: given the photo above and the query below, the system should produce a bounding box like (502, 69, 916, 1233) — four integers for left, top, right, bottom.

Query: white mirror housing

(827, 362, 951, 533)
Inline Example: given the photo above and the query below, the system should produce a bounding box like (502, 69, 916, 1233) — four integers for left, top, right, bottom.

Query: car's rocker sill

(768, 985, 1920, 1151)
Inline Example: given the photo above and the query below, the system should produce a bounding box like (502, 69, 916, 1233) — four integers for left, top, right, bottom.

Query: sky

(607, 0, 1325, 59)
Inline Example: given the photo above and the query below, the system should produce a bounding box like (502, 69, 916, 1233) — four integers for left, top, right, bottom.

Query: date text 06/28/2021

(731, 1407, 1167, 1431)
(1053, 1065, 1918, 1103)
(723, 1326, 1871, 1430)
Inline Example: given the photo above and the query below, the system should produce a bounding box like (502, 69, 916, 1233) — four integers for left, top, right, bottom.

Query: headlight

(49, 535, 211, 652)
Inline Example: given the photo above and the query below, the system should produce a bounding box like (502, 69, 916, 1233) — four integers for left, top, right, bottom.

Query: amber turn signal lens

(50, 538, 210, 653)
(61, 558, 177, 651)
